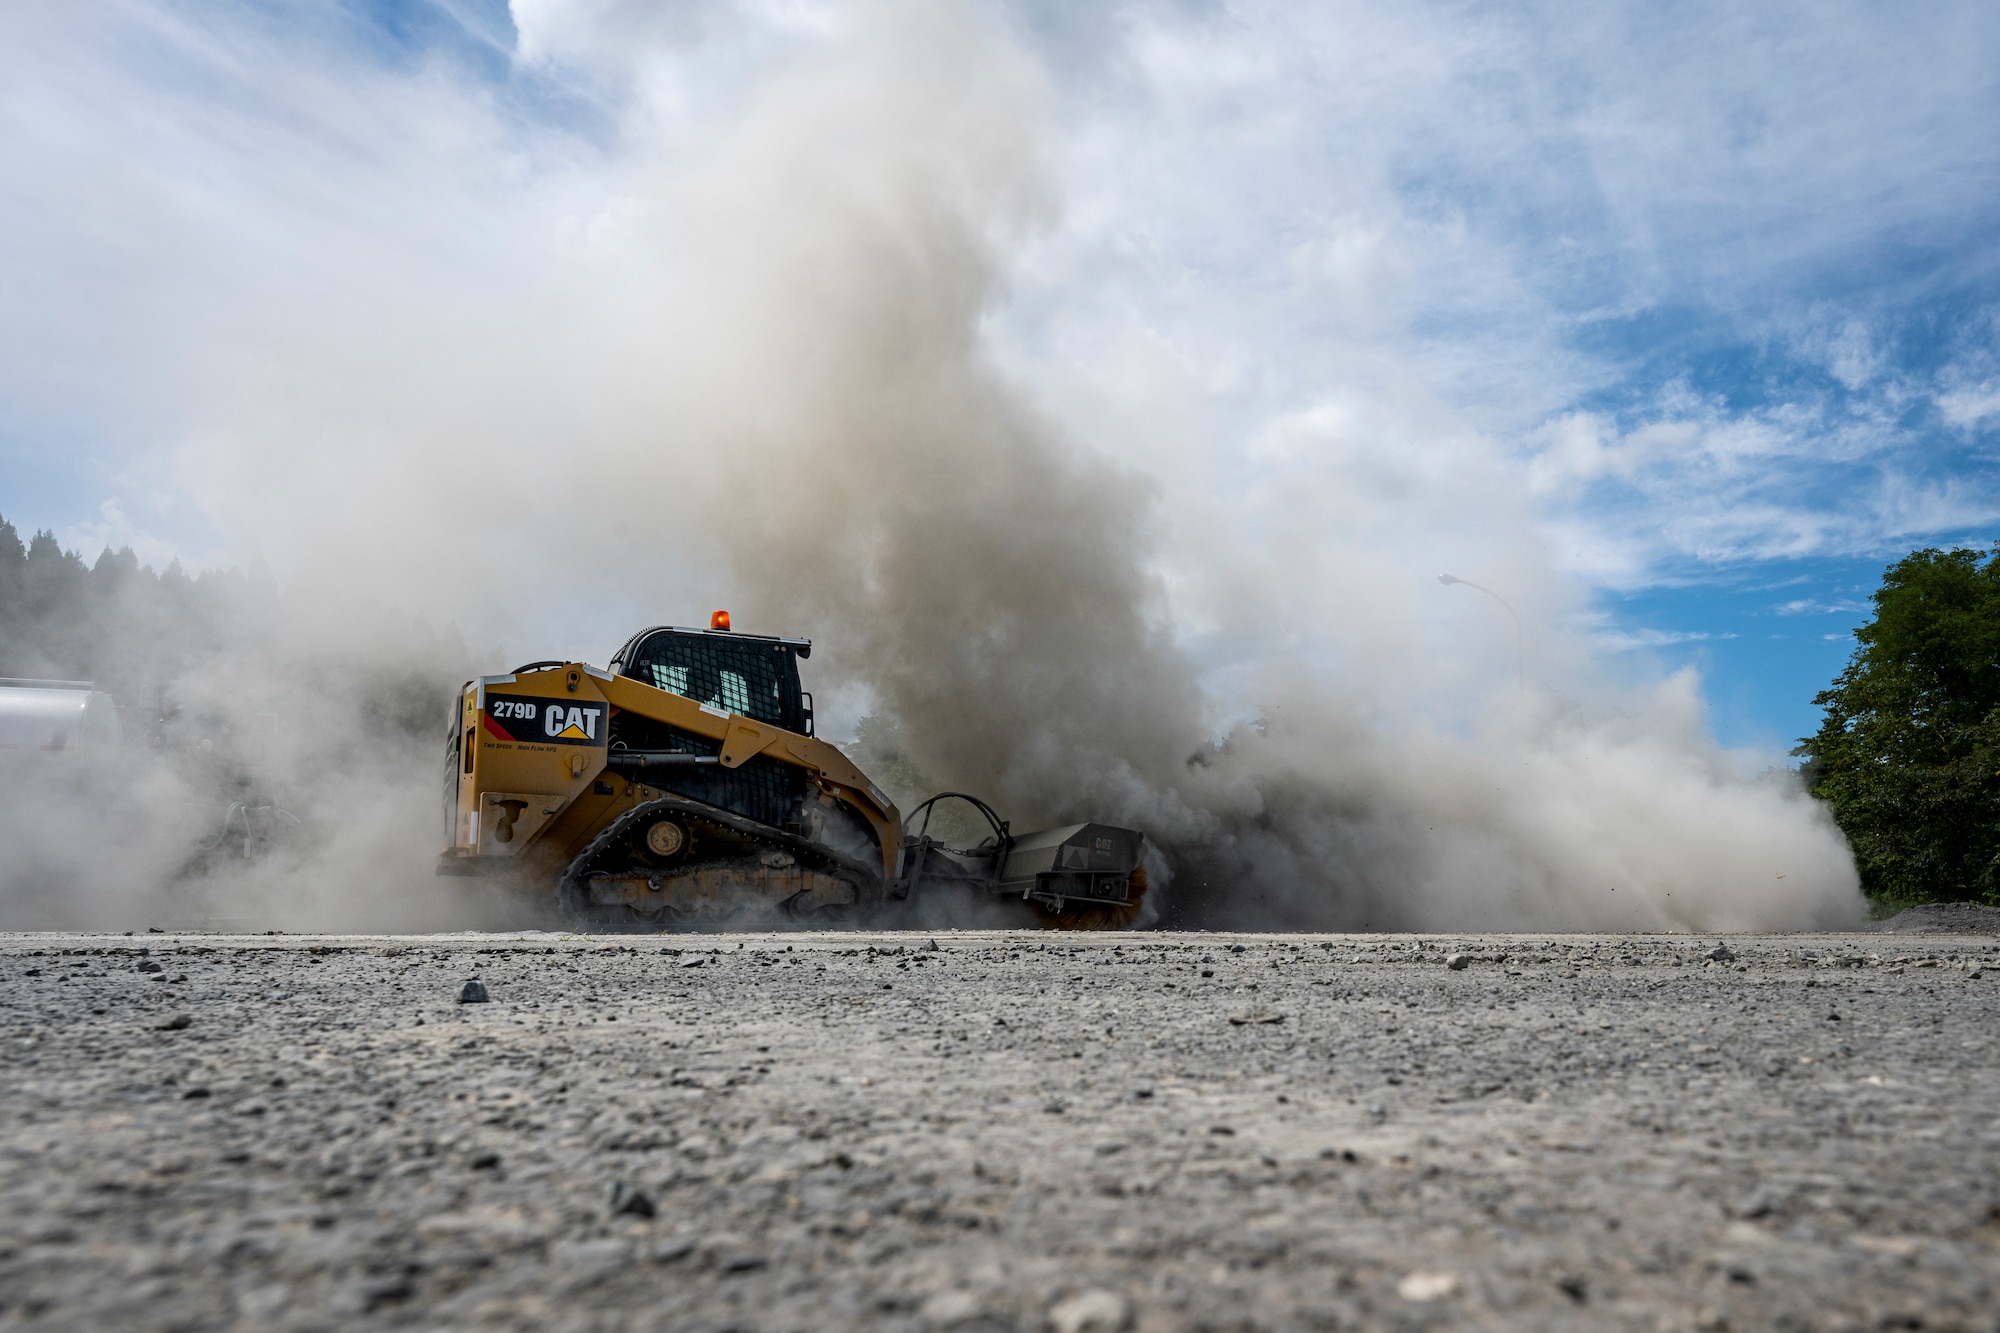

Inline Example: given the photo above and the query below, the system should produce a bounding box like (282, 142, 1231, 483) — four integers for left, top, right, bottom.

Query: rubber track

(556, 794, 884, 933)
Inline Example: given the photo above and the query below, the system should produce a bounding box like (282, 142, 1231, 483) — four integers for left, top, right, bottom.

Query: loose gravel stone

(609, 1181, 656, 1219)
(1398, 1271, 1461, 1302)
(649, 1236, 698, 1265)
(2, 926, 1996, 1331)
(1048, 1288, 1131, 1333)
(457, 978, 490, 1003)
(1869, 902, 2000, 934)
(919, 1288, 982, 1325)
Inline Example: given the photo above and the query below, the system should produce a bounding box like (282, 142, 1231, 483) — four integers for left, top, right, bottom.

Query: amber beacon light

(709, 609, 732, 631)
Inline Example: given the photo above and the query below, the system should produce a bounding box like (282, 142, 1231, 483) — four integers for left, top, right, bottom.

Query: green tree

(1800, 547, 2000, 905)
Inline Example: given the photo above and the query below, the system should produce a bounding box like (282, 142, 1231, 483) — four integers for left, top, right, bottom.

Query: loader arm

(594, 672, 902, 880)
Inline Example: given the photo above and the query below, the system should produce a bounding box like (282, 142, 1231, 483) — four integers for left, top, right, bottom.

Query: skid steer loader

(437, 615, 1150, 932)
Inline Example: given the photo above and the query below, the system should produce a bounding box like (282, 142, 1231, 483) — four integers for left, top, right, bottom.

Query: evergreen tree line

(0, 515, 278, 731)
(0, 510, 468, 775)
(0, 511, 478, 920)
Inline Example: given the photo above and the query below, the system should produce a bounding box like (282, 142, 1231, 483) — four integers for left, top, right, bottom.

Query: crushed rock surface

(2, 929, 1997, 1331)
(1868, 902, 2000, 935)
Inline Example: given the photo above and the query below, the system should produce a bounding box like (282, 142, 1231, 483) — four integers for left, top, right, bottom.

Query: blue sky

(1602, 561, 1890, 752)
(1, 0, 1996, 755)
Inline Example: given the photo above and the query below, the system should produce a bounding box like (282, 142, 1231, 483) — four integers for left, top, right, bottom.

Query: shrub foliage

(1801, 547, 2000, 905)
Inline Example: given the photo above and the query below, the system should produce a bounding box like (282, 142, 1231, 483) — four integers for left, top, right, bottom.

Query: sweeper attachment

(437, 617, 1150, 932)
(895, 793, 1150, 930)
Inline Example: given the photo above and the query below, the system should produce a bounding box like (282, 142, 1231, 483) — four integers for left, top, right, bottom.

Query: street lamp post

(1439, 574, 1525, 691)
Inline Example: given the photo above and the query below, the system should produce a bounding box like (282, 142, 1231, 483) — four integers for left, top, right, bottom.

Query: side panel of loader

(445, 664, 610, 864)
(440, 662, 902, 890)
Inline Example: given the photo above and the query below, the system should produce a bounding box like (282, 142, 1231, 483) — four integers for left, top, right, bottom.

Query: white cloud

(60, 499, 188, 571)
(1773, 598, 1868, 616)
(1593, 628, 1737, 652)
(995, 0, 2000, 596)
(8, 0, 1997, 600)
(1938, 380, 2000, 430)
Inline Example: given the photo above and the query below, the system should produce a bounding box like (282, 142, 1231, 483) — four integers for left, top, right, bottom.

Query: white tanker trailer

(0, 679, 122, 752)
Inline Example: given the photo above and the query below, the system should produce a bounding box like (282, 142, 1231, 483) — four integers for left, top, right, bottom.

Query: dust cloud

(0, 0, 1864, 932)
(550, 4, 1861, 932)
(0, 549, 538, 931)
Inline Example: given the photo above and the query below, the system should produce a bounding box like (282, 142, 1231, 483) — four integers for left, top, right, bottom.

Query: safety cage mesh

(608, 712, 805, 830)
(619, 631, 800, 729)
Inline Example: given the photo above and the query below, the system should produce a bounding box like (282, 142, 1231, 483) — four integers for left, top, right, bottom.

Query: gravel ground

(2, 928, 1997, 1332)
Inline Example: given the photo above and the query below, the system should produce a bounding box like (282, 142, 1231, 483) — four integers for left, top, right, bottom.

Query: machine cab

(608, 625, 814, 736)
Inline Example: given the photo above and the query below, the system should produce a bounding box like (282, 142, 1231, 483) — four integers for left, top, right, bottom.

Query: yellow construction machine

(437, 614, 1150, 932)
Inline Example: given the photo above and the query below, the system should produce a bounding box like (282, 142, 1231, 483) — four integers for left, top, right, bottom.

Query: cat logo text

(482, 693, 605, 747)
